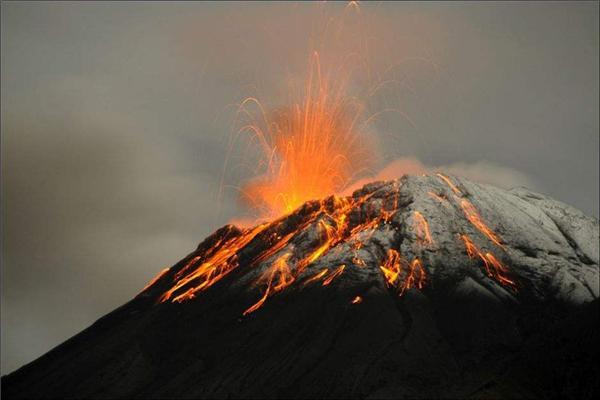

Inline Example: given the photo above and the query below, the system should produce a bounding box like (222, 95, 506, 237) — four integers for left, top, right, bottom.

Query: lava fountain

(236, 51, 374, 220)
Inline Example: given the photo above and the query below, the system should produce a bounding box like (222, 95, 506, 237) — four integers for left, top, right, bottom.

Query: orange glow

(223, 188, 399, 313)
(435, 173, 505, 250)
(156, 184, 408, 313)
(352, 254, 366, 267)
(243, 252, 295, 315)
(380, 249, 402, 286)
(380, 249, 427, 295)
(436, 173, 462, 195)
(145, 183, 520, 314)
(304, 268, 329, 286)
(251, 231, 296, 266)
(136, 4, 524, 316)
(159, 223, 268, 303)
(399, 258, 427, 295)
(459, 234, 516, 290)
(237, 52, 373, 219)
(174, 255, 202, 280)
(242, 284, 271, 316)
(459, 234, 479, 259)
(413, 211, 434, 245)
(427, 191, 447, 203)
(459, 199, 505, 249)
(322, 265, 346, 286)
(484, 252, 516, 288)
(351, 295, 363, 304)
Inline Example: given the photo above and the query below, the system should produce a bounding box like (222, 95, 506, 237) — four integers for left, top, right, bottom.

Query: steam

(344, 157, 538, 195)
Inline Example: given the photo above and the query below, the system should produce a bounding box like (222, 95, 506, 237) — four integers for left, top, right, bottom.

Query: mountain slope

(2, 174, 598, 399)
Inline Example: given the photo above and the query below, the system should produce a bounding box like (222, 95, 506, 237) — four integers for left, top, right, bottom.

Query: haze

(1, 1, 598, 374)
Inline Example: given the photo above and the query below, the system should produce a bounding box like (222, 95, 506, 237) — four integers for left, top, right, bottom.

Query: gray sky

(1, 1, 598, 374)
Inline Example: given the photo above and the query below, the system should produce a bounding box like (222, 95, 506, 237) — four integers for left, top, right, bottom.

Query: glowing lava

(435, 173, 506, 250)
(237, 52, 373, 220)
(158, 223, 268, 303)
(380, 249, 427, 295)
(380, 249, 402, 286)
(459, 199, 505, 249)
(140, 177, 518, 316)
(243, 252, 295, 316)
(459, 234, 516, 290)
(413, 211, 434, 246)
(322, 265, 346, 286)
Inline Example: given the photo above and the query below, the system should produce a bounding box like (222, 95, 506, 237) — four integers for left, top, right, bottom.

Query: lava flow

(413, 211, 434, 246)
(380, 249, 427, 295)
(459, 234, 516, 289)
(140, 175, 518, 316)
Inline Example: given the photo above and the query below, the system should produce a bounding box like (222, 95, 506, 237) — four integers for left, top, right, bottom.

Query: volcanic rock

(2, 174, 599, 399)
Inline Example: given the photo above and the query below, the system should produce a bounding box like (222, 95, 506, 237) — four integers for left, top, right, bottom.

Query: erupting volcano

(235, 52, 373, 219)
(143, 173, 595, 317)
(3, 174, 598, 399)
(2, 4, 598, 399)
(152, 173, 524, 315)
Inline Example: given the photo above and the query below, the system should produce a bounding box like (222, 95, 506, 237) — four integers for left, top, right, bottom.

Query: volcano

(2, 174, 599, 399)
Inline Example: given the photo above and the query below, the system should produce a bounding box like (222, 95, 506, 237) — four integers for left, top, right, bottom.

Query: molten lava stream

(304, 269, 329, 286)
(240, 194, 381, 315)
(459, 234, 516, 290)
(459, 199, 505, 249)
(380, 249, 428, 296)
(413, 211, 434, 246)
(436, 173, 462, 195)
(159, 223, 268, 303)
(380, 249, 402, 286)
(243, 252, 295, 316)
(427, 191, 447, 203)
(322, 265, 346, 286)
(399, 258, 426, 295)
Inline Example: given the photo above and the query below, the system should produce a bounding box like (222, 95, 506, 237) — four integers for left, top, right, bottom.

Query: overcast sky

(2, 1, 598, 374)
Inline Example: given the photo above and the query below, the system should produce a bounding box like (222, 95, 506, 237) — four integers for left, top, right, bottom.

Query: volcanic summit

(2, 174, 599, 399)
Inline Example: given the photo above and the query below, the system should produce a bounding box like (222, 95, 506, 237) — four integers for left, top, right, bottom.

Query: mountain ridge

(2, 174, 598, 399)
